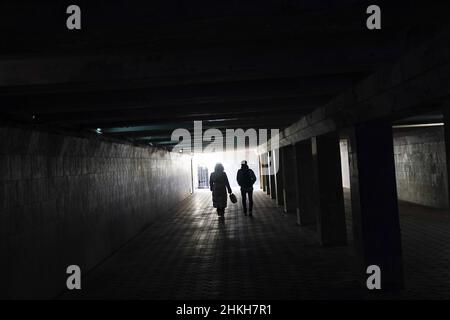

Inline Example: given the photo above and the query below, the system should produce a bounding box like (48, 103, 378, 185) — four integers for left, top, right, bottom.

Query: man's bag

(229, 193, 237, 204)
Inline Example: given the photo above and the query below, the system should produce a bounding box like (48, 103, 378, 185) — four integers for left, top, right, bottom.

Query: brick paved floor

(62, 189, 450, 300)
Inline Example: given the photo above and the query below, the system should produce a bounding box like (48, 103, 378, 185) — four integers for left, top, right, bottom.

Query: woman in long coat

(210, 163, 232, 217)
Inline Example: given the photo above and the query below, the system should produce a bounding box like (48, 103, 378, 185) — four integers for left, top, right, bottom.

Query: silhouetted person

(237, 160, 257, 216)
(210, 163, 232, 218)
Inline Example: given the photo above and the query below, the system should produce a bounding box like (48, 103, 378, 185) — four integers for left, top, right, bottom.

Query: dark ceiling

(0, 1, 448, 149)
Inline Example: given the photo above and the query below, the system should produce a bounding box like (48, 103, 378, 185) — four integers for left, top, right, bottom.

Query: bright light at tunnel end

(171, 120, 280, 175)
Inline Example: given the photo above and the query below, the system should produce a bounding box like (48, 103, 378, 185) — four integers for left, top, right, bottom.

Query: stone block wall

(393, 126, 448, 209)
(0, 125, 192, 299)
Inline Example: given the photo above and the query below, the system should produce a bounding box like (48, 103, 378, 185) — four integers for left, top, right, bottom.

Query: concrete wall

(0, 125, 192, 299)
(339, 127, 448, 209)
(393, 126, 449, 209)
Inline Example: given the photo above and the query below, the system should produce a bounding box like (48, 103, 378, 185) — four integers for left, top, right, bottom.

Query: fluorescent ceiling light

(393, 123, 444, 129)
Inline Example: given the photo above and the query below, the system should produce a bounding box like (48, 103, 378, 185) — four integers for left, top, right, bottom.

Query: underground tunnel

(1, 0, 450, 305)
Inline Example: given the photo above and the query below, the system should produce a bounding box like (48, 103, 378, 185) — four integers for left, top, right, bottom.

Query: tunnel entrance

(192, 150, 261, 191)
(197, 166, 209, 189)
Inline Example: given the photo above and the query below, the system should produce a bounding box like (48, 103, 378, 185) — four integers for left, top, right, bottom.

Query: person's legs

(241, 189, 248, 214)
(248, 190, 253, 214)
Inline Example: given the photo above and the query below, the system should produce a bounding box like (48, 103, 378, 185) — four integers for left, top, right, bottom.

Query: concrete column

(348, 121, 404, 290)
(295, 140, 316, 226)
(258, 155, 263, 190)
(265, 152, 271, 196)
(280, 145, 298, 214)
(311, 131, 347, 246)
(261, 153, 267, 192)
(443, 110, 450, 206)
(269, 150, 276, 200)
(274, 148, 284, 206)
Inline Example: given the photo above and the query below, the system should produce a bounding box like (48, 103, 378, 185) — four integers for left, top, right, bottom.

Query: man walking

(236, 160, 257, 216)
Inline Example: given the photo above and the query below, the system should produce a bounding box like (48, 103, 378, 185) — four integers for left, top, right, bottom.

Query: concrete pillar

(265, 152, 271, 196)
(261, 153, 267, 192)
(311, 131, 347, 246)
(443, 110, 450, 206)
(281, 145, 298, 214)
(295, 140, 316, 226)
(262, 175, 266, 191)
(348, 121, 404, 290)
(269, 150, 276, 200)
(258, 155, 263, 190)
(274, 148, 284, 206)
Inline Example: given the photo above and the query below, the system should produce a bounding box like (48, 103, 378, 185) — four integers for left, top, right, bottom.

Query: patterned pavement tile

(61, 189, 450, 300)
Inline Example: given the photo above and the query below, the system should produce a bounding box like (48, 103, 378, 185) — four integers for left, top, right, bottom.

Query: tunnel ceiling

(0, 1, 447, 150)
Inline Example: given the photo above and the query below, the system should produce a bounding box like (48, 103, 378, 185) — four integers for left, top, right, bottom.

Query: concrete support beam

(311, 132, 347, 246)
(258, 27, 450, 152)
(269, 150, 277, 200)
(295, 140, 316, 226)
(348, 121, 404, 290)
(280, 145, 298, 214)
(274, 148, 284, 206)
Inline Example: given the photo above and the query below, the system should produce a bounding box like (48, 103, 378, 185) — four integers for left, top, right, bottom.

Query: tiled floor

(62, 189, 450, 300)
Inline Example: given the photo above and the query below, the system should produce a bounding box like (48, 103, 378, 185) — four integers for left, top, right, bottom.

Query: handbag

(229, 193, 237, 204)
